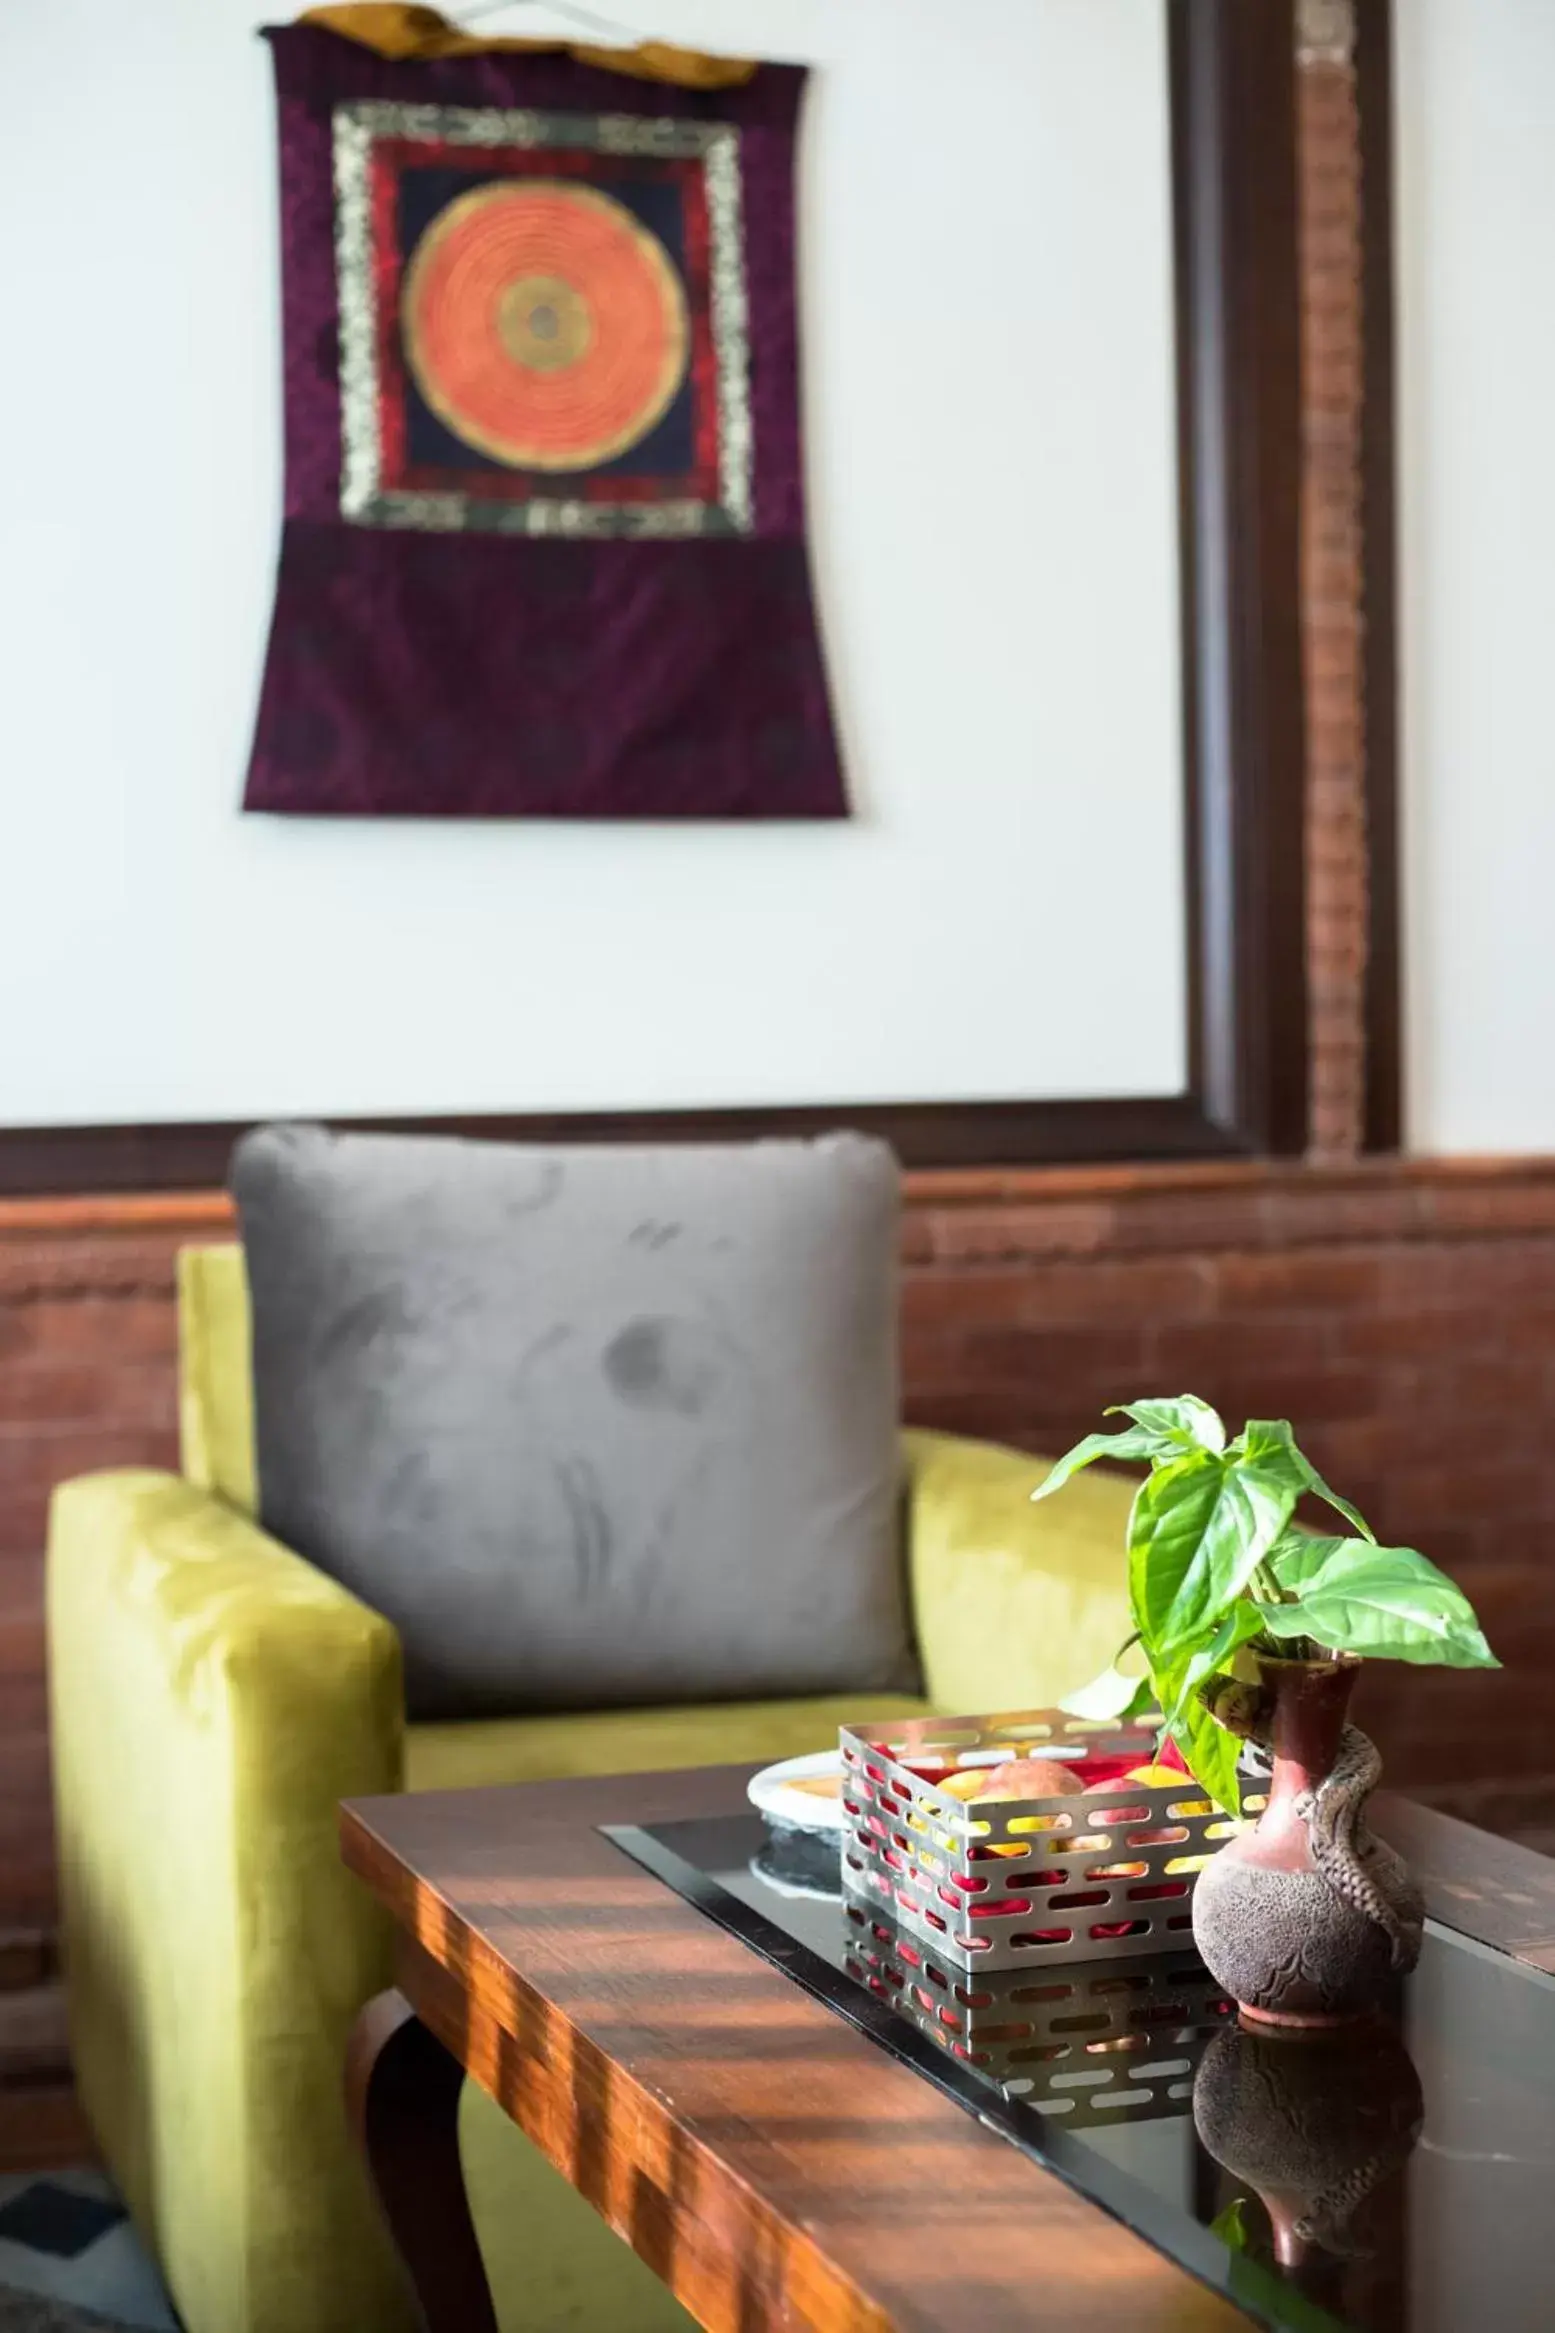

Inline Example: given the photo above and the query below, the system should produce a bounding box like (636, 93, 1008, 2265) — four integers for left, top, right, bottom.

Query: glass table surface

(605, 1811, 1555, 2333)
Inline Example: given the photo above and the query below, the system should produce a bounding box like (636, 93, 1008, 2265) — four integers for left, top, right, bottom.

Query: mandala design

(333, 100, 752, 538)
(402, 182, 690, 471)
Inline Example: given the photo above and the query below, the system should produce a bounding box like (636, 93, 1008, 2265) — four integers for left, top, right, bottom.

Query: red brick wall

(0, 1198, 223, 1931)
(902, 1160, 1555, 1800)
(6, 1160, 1555, 1941)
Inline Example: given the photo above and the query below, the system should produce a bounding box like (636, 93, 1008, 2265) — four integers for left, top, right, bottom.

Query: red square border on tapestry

(337, 100, 747, 539)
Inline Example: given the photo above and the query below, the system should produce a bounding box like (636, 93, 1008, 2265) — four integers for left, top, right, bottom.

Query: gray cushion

(231, 1124, 913, 1720)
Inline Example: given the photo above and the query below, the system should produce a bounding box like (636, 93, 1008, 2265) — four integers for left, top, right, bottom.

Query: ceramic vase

(1191, 1654, 1423, 2025)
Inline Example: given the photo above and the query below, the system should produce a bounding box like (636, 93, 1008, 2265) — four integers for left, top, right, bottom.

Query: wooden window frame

(1, 0, 1398, 1197)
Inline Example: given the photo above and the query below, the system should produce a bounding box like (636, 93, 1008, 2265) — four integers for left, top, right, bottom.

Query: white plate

(746, 1749, 845, 1835)
(747, 1854, 841, 1903)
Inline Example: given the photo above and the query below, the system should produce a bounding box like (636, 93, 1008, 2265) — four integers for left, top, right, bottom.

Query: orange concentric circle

(401, 180, 690, 472)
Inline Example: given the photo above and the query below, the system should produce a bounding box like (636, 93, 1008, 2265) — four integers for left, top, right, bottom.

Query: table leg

(346, 1988, 499, 2333)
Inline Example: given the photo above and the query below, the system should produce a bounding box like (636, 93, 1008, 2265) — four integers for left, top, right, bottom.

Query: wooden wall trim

(1171, 0, 1309, 1154)
(0, 1193, 235, 1237)
(1355, 0, 1402, 1151)
(0, 1098, 1239, 1204)
(6, 1154, 1555, 1253)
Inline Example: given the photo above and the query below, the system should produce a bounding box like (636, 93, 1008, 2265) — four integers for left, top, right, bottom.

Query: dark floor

(0, 1975, 175, 2331)
(0, 2164, 175, 2332)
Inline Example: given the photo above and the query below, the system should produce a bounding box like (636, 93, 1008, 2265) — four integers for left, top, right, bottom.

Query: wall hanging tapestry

(245, 5, 847, 818)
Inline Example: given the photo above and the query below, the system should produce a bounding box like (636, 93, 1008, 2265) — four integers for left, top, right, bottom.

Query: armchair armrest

(903, 1429, 1133, 1714)
(47, 1470, 408, 2333)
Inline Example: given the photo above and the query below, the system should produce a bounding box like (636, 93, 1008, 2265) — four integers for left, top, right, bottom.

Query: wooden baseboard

(0, 1973, 68, 2089)
(0, 1956, 87, 2173)
(0, 2079, 95, 2173)
(0, 1928, 55, 1994)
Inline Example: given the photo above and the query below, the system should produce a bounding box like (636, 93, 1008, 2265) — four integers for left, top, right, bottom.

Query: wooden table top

(341, 1768, 1555, 2333)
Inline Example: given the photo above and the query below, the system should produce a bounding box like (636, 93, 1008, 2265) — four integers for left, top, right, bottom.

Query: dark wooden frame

(1356, 0, 1402, 1152)
(0, 0, 1316, 1199)
(1173, 0, 1308, 1159)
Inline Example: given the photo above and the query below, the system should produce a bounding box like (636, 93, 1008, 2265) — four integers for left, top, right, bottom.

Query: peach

(952, 1757, 1085, 1804)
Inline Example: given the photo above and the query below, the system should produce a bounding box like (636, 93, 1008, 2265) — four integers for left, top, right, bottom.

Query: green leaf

(1209, 2197, 1250, 2253)
(1150, 1638, 1248, 1817)
(1266, 1531, 1349, 1589)
(1213, 1600, 1273, 1670)
(1268, 1534, 1467, 1606)
(1030, 1427, 1172, 1505)
(1108, 1396, 1226, 1455)
(1161, 1603, 1270, 1734)
(1034, 1398, 1229, 1509)
(1164, 1688, 1245, 1817)
(1235, 1418, 1375, 1542)
(1228, 2250, 1350, 2333)
(1159, 1655, 1213, 1741)
(1059, 1664, 1155, 1722)
(1129, 1453, 1219, 1642)
(1145, 1639, 1188, 1727)
(1309, 1476, 1375, 1541)
(1129, 1451, 1299, 1660)
(1255, 1541, 1499, 1668)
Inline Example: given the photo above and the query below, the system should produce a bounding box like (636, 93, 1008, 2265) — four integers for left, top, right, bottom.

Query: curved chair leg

(347, 1989, 499, 2333)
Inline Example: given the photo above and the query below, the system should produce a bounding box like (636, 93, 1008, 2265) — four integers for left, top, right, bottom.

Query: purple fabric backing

(245, 25, 844, 820)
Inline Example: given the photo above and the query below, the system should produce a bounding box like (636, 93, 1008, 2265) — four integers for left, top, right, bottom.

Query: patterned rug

(0, 2174, 176, 2332)
(0, 2295, 142, 2332)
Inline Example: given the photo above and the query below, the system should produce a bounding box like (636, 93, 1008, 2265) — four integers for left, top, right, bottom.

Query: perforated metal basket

(839, 1708, 1262, 1975)
(841, 1899, 1235, 2127)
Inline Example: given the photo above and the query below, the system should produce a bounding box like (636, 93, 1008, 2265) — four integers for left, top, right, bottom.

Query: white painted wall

(1397, 0, 1555, 1150)
(0, 0, 1185, 1128)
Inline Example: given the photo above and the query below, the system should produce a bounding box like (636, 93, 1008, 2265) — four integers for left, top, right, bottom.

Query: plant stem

(1248, 1560, 1289, 1606)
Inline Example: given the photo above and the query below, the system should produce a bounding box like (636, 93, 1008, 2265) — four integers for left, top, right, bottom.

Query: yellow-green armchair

(48, 1245, 1131, 2333)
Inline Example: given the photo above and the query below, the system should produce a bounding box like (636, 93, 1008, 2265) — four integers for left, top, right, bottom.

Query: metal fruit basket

(839, 1708, 1262, 1975)
(842, 1898, 1235, 2128)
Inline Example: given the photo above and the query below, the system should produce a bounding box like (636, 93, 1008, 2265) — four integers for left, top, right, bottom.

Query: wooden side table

(340, 1767, 1555, 2332)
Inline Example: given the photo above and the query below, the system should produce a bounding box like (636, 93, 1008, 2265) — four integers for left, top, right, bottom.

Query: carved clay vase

(1191, 1654, 1423, 2025)
(1194, 2018, 1422, 2273)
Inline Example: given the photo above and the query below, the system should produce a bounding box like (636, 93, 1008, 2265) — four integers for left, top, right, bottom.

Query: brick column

(1297, 0, 1369, 1159)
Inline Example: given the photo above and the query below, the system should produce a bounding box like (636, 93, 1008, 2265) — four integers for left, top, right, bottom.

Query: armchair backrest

(178, 1244, 258, 1516)
(192, 1129, 910, 1720)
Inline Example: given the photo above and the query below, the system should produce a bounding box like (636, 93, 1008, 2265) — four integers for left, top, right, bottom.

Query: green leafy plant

(1206, 2196, 1343, 2333)
(1208, 2196, 1251, 2253)
(1035, 1397, 1498, 1816)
